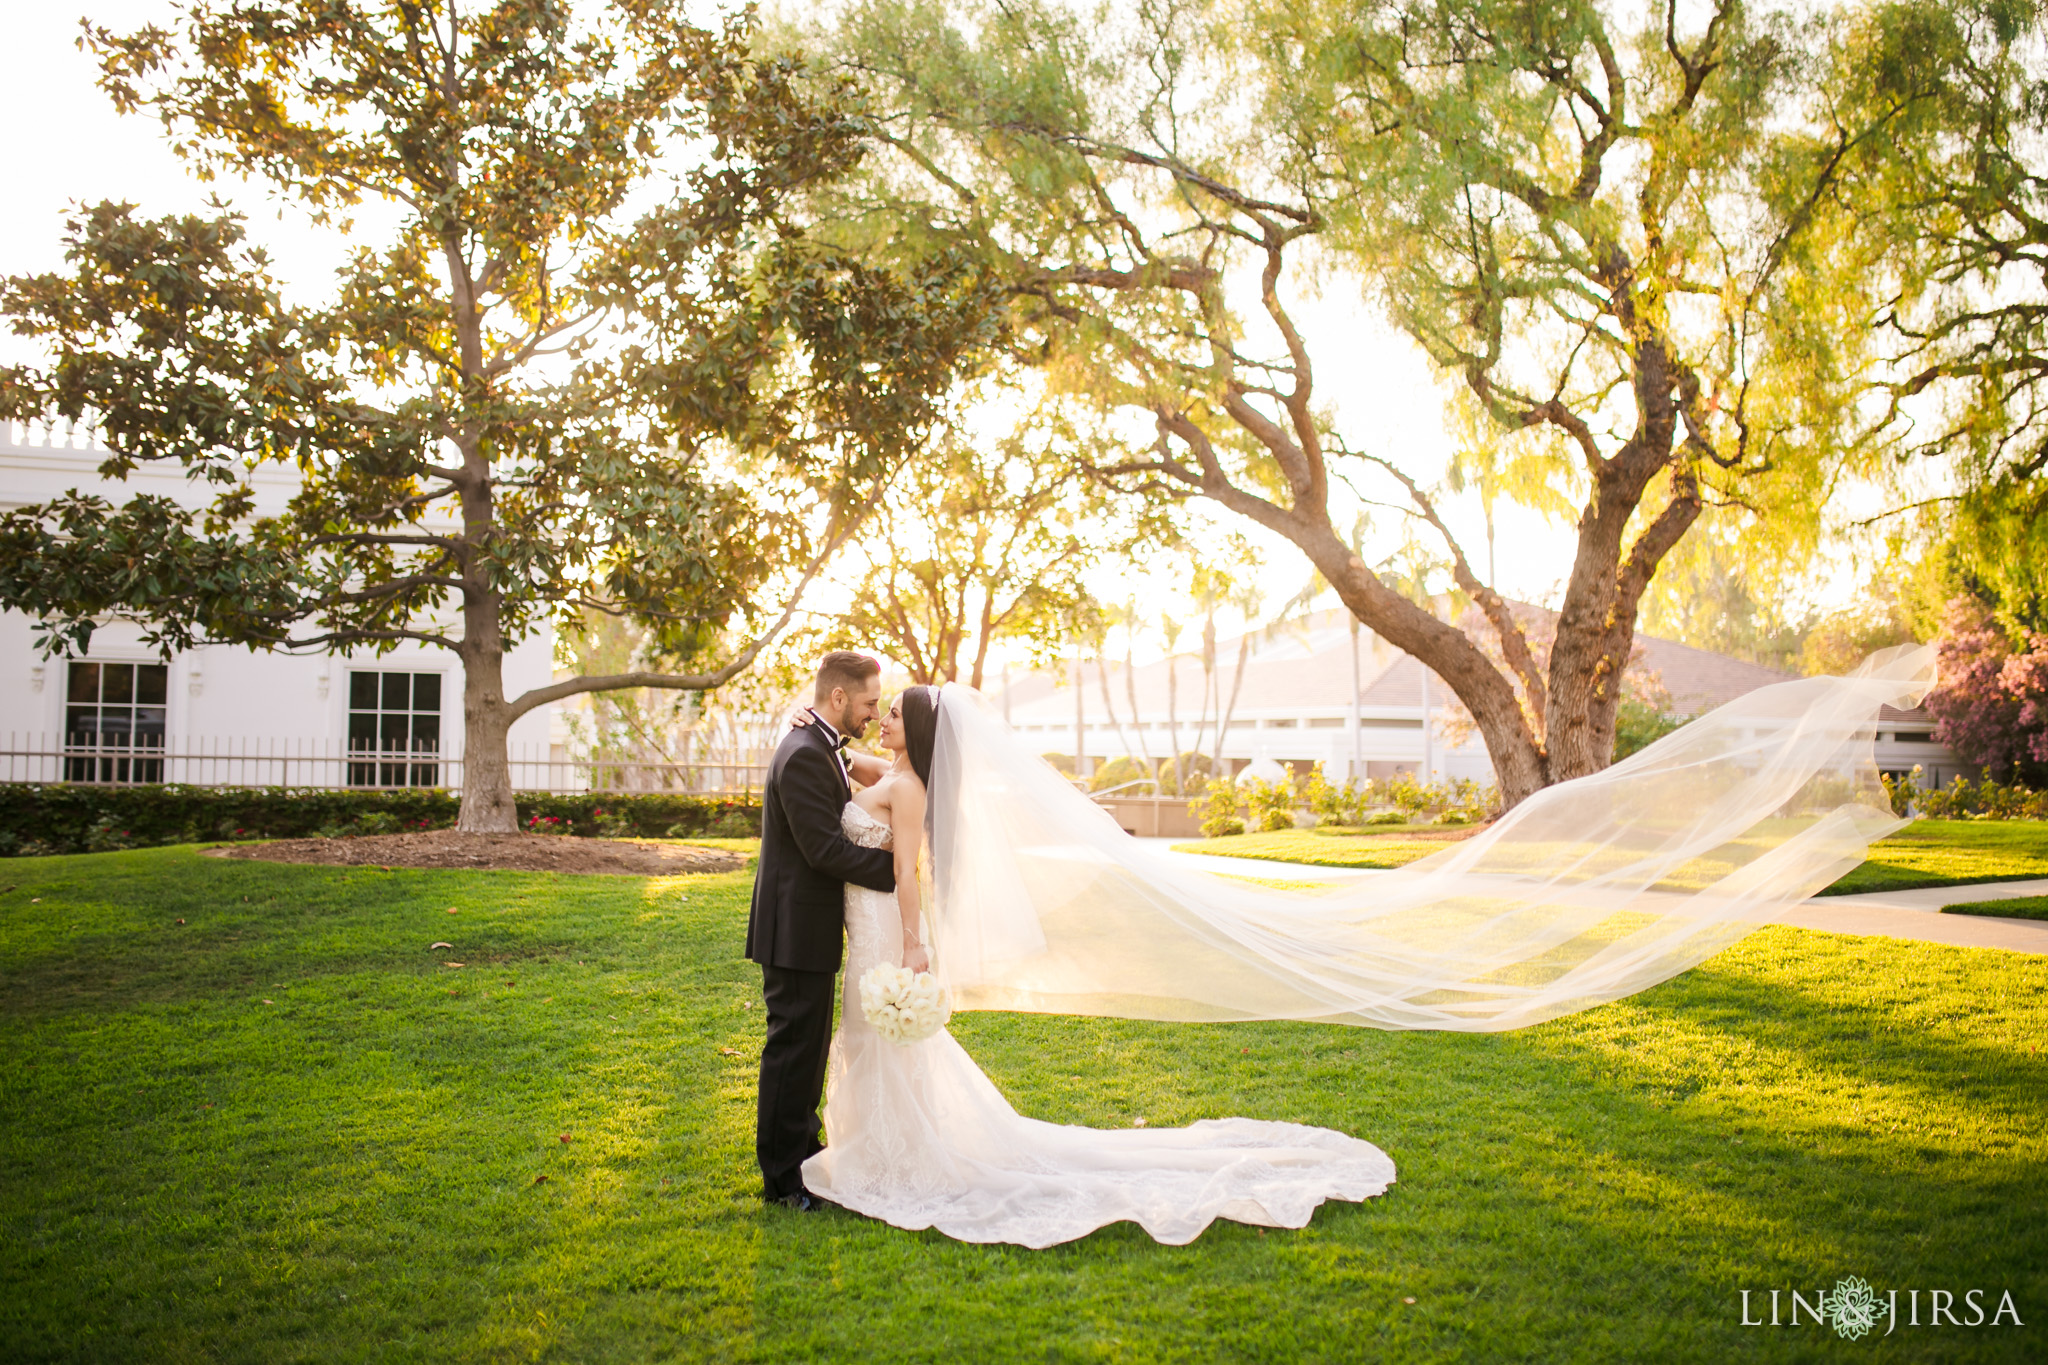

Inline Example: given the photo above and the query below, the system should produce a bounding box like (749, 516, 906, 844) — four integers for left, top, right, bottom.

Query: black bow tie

(806, 710, 851, 749)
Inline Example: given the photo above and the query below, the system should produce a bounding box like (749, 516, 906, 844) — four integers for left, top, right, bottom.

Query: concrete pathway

(1132, 839, 2048, 955)
(1776, 879, 2048, 955)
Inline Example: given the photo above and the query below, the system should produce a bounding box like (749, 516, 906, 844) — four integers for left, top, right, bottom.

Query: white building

(1, 419, 556, 788)
(994, 606, 1966, 789)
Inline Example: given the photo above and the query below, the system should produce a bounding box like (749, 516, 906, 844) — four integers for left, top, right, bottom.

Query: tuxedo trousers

(756, 963, 836, 1199)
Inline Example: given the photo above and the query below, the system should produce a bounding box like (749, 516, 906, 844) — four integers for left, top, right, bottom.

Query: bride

(802, 652, 1932, 1246)
(802, 684, 1396, 1246)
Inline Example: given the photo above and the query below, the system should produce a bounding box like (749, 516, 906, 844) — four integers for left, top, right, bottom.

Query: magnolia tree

(803, 0, 1921, 807)
(0, 1, 994, 831)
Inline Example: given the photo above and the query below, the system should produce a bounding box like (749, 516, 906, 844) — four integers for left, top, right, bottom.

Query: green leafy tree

(802, 0, 1906, 808)
(834, 398, 1164, 689)
(1636, 527, 1814, 672)
(1611, 696, 1689, 762)
(1819, 0, 2048, 639)
(0, 1, 994, 830)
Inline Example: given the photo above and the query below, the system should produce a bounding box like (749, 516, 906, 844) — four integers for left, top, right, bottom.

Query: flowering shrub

(670, 800, 756, 839)
(591, 807, 636, 838)
(1376, 771, 1496, 823)
(1304, 768, 1371, 826)
(526, 815, 569, 835)
(1191, 778, 1246, 838)
(1240, 767, 1301, 832)
(1924, 596, 2048, 785)
(83, 816, 140, 853)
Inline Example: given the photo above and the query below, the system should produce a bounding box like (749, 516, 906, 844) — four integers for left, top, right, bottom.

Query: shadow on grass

(734, 939, 2045, 1361)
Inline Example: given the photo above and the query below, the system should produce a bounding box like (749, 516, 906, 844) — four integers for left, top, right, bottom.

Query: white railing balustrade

(3, 417, 116, 453)
(0, 733, 768, 797)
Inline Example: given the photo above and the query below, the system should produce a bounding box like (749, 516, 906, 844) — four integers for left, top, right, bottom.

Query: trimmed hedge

(0, 784, 762, 857)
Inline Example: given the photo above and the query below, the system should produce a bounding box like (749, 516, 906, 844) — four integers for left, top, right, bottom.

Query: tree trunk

(1542, 363, 1700, 784)
(458, 660, 518, 831)
(1125, 644, 1154, 773)
(1282, 516, 1553, 808)
(1165, 656, 1182, 795)
(457, 584, 520, 832)
(457, 653, 518, 831)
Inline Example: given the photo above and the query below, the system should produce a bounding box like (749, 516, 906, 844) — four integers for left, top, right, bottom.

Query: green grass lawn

(3, 846, 2044, 1362)
(1175, 819, 2048, 896)
(1822, 821, 2048, 895)
(1944, 896, 2048, 922)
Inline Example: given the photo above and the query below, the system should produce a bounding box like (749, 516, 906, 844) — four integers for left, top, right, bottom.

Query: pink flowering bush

(1924, 597, 2048, 785)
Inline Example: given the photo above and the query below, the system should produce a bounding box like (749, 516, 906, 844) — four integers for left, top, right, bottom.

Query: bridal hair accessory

(857, 964, 950, 1045)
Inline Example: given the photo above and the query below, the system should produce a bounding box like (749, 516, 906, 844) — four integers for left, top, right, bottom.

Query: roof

(1631, 635, 1796, 715)
(996, 604, 1801, 724)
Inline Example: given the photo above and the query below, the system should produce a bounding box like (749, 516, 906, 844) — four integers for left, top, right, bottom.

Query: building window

(65, 661, 168, 783)
(347, 671, 443, 787)
(1308, 717, 1347, 729)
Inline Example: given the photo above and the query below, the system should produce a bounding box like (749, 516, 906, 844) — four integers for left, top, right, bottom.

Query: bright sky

(1, 2, 1863, 671)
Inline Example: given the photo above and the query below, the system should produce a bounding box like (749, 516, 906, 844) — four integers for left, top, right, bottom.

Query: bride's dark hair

(901, 684, 939, 787)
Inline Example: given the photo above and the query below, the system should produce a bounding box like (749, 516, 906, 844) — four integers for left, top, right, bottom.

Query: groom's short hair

(815, 651, 881, 701)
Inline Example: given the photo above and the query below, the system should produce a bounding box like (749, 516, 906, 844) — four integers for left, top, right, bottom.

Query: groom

(746, 650, 897, 1210)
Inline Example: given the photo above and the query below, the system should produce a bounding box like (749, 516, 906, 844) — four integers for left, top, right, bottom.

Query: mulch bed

(205, 831, 746, 876)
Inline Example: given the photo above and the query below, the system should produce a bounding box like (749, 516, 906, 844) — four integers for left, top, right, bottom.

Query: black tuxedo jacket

(746, 722, 896, 973)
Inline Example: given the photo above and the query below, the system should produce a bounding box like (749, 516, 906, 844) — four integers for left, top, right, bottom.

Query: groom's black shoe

(768, 1188, 830, 1213)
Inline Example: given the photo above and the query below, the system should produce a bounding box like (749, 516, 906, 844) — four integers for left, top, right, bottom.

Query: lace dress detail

(801, 801, 1396, 1248)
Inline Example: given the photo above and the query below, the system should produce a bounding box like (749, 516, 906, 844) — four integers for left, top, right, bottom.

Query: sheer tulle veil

(923, 646, 1935, 1033)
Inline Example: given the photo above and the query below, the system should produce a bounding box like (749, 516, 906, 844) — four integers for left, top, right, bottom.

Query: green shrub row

(1881, 770, 2048, 820)
(0, 785, 762, 857)
(1185, 763, 1501, 838)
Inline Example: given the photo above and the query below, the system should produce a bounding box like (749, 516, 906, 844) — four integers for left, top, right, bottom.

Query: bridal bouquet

(858, 964, 950, 1045)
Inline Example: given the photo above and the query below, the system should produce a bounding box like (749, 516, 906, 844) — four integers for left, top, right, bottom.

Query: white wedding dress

(799, 800, 1398, 1248)
(798, 647, 1936, 1247)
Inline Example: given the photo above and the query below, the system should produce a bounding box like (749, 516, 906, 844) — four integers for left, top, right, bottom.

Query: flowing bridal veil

(926, 646, 1935, 1033)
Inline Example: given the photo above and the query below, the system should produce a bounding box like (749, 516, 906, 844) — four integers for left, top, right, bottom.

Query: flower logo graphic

(1828, 1276, 1881, 1340)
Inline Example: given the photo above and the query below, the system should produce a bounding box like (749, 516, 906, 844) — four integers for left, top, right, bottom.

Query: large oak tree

(805, 0, 1914, 806)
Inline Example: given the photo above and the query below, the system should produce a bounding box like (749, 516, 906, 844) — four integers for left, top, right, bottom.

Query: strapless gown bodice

(838, 802, 900, 986)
